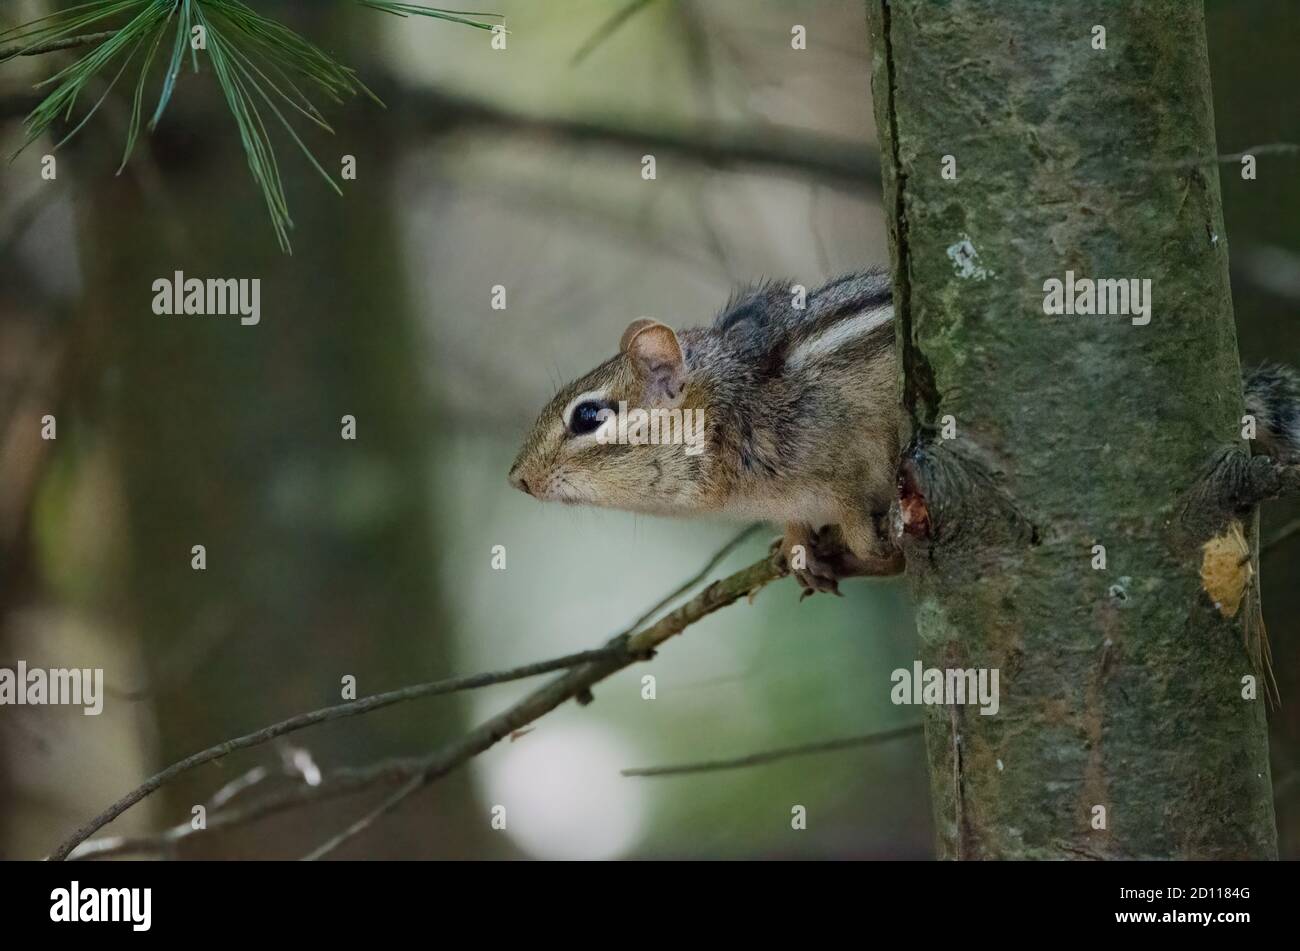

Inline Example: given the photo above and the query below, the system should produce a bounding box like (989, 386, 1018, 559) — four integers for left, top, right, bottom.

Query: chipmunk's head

(509, 319, 710, 513)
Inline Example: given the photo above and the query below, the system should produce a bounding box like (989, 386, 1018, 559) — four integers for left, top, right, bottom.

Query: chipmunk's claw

(798, 578, 843, 601)
(775, 527, 845, 599)
(795, 557, 842, 598)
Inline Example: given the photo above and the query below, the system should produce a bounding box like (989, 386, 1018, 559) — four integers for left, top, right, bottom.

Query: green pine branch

(0, 1, 504, 252)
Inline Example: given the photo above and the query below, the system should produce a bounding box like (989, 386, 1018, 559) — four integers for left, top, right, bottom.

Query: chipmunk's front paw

(772, 526, 843, 600)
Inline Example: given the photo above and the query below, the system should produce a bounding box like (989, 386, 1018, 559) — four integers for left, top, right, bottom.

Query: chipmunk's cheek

(565, 487, 599, 505)
(533, 473, 560, 502)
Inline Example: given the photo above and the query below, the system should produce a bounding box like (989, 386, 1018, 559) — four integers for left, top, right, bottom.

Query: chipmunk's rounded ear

(621, 318, 685, 406)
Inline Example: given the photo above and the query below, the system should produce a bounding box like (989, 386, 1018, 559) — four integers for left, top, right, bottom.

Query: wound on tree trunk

(866, 0, 1276, 859)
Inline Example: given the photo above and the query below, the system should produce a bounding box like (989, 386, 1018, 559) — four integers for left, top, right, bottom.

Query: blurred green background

(0, 0, 1295, 859)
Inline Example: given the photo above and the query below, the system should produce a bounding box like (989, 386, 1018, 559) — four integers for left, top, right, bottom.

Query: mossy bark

(866, 0, 1276, 858)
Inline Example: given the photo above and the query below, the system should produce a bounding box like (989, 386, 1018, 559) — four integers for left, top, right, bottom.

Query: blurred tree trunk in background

(867, 0, 1276, 858)
(67, 4, 486, 858)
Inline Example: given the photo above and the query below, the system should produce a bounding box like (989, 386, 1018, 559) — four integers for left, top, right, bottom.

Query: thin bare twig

(47, 646, 626, 860)
(54, 526, 772, 860)
(77, 720, 923, 856)
(302, 552, 790, 860)
(69, 757, 426, 860)
(1215, 143, 1300, 162)
(300, 771, 423, 861)
(0, 30, 115, 63)
(205, 764, 273, 810)
(620, 723, 924, 777)
(622, 523, 763, 631)
(1141, 143, 1300, 172)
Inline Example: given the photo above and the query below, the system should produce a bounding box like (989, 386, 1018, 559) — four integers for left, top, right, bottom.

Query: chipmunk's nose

(508, 467, 532, 496)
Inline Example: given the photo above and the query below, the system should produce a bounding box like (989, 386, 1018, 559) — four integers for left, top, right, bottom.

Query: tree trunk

(866, 0, 1277, 858)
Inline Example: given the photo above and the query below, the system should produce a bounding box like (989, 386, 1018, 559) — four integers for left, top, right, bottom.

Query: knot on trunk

(1178, 446, 1300, 541)
(890, 435, 1037, 572)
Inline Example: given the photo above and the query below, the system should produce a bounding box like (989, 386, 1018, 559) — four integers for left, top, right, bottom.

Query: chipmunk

(509, 270, 901, 595)
(509, 268, 1300, 596)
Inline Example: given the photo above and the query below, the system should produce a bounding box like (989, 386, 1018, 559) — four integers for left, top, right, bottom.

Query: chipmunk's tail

(1237, 364, 1296, 708)
(1244, 363, 1300, 462)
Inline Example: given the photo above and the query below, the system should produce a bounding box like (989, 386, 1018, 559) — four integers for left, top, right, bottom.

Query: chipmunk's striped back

(712, 269, 894, 374)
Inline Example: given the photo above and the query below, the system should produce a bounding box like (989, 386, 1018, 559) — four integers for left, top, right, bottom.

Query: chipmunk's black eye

(569, 400, 608, 436)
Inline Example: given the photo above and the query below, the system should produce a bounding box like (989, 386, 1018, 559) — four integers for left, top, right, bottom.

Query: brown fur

(509, 270, 904, 589)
